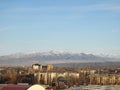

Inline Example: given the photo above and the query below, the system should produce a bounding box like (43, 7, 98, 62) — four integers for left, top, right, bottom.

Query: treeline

(0, 74, 37, 84)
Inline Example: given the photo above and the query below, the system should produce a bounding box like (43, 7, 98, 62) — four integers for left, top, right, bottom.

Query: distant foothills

(0, 51, 120, 66)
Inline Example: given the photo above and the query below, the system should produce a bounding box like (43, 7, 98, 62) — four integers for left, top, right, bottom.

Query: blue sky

(0, 0, 120, 56)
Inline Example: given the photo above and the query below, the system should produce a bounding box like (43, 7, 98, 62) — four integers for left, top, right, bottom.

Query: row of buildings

(90, 74, 120, 85)
(1, 63, 120, 88)
(30, 64, 120, 85)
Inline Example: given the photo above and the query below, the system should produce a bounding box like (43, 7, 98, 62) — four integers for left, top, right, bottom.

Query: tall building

(32, 64, 53, 71)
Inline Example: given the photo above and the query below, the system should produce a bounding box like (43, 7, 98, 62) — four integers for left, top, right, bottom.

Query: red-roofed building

(0, 84, 30, 90)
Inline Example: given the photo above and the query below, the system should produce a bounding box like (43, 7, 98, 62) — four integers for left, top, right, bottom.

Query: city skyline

(0, 0, 120, 56)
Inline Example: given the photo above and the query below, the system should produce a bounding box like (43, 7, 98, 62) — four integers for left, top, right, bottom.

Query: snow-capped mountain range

(0, 51, 119, 66)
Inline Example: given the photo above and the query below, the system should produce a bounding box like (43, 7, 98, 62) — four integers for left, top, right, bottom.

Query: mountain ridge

(0, 51, 119, 66)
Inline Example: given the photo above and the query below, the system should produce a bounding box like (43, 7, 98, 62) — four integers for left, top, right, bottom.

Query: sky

(0, 0, 120, 56)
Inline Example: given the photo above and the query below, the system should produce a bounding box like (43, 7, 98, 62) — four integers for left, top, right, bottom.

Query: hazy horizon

(0, 50, 120, 58)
